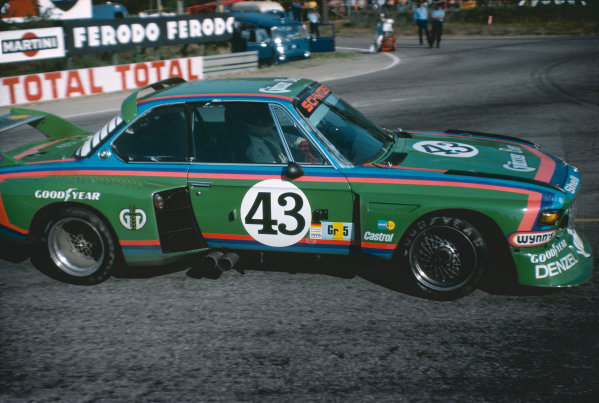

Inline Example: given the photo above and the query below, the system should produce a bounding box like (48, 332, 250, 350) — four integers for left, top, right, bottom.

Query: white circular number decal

(241, 179, 311, 247)
(413, 141, 479, 158)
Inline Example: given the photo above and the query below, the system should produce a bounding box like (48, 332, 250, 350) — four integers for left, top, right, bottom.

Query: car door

(110, 103, 204, 257)
(187, 100, 355, 255)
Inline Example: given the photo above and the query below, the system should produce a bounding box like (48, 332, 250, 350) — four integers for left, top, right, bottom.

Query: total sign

(0, 27, 66, 63)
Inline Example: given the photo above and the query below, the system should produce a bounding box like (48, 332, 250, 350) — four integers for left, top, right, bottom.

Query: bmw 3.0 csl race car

(0, 77, 592, 299)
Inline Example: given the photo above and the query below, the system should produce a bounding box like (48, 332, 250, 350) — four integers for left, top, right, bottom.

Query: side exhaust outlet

(218, 252, 240, 272)
(201, 251, 224, 271)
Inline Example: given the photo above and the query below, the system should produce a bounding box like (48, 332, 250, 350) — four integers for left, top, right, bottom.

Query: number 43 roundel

(241, 179, 312, 247)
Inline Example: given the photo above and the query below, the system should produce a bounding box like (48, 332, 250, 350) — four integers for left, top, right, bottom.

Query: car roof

(230, 11, 303, 28)
(121, 77, 316, 122)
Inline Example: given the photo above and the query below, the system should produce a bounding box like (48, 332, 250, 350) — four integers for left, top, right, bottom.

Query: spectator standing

(291, 1, 302, 21)
(307, 8, 320, 38)
(413, 1, 430, 46)
(431, 2, 445, 48)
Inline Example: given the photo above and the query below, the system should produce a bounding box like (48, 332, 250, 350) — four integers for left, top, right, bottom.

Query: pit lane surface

(1, 37, 598, 402)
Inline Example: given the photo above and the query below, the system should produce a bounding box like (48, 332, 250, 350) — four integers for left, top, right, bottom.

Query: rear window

(75, 115, 124, 158)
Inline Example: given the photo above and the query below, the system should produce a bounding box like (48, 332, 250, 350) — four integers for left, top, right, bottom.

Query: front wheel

(398, 215, 487, 300)
(32, 207, 118, 285)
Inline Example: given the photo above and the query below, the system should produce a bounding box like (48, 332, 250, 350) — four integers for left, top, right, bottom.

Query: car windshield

(271, 24, 309, 41)
(297, 87, 392, 165)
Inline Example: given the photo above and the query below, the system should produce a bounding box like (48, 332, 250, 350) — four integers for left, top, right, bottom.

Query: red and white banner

(0, 56, 204, 106)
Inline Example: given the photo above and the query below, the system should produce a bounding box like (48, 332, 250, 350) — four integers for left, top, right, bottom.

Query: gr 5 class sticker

(241, 179, 311, 247)
(413, 141, 479, 158)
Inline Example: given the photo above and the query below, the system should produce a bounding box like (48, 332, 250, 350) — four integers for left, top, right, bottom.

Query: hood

(380, 130, 571, 192)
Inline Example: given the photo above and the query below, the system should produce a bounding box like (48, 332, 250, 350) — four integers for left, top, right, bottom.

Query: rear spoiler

(0, 109, 89, 167)
(0, 108, 89, 139)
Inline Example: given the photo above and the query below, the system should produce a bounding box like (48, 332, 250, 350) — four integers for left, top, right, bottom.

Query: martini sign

(0, 27, 66, 63)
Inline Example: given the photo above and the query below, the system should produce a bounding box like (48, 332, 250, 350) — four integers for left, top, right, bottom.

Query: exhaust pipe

(201, 251, 224, 271)
(218, 252, 240, 272)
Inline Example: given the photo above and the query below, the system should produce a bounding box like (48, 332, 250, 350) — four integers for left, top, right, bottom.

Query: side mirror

(285, 162, 304, 180)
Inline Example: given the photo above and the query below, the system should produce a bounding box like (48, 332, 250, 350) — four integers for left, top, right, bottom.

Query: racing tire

(398, 215, 487, 300)
(32, 207, 117, 285)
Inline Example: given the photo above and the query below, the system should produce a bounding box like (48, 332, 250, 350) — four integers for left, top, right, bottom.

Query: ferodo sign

(0, 27, 66, 63)
(0, 56, 203, 106)
(64, 14, 234, 55)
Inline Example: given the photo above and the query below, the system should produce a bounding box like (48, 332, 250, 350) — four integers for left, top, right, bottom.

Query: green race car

(0, 77, 592, 299)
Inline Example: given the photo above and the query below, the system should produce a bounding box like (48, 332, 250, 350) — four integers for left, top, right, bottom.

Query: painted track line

(324, 47, 400, 82)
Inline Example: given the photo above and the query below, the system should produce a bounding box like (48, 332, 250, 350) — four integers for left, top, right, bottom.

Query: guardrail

(203, 51, 259, 77)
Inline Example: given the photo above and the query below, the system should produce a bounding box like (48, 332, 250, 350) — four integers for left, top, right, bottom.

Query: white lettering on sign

(0, 57, 204, 106)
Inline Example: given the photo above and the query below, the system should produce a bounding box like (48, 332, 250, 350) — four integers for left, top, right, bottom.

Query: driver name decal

(299, 85, 331, 115)
(241, 179, 311, 247)
(413, 141, 479, 158)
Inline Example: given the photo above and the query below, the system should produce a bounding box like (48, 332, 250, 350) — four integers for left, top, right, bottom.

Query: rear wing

(0, 109, 89, 167)
(0, 108, 89, 139)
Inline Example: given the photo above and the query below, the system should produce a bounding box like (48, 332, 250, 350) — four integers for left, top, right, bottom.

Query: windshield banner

(299, 84, 331, 116)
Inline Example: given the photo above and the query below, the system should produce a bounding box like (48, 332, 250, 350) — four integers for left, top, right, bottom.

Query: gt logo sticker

(413, 141, 479, 158)
(119, 206, 146, 230)
(241, 179, 311, 247)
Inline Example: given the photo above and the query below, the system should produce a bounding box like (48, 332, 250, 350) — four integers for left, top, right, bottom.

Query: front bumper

(512, 226, 593, 287)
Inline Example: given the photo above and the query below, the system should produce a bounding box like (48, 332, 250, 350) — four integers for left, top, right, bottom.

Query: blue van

(231, 12, 311, 63)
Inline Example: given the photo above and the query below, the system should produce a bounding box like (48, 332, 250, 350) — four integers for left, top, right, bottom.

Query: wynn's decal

(412, 141, 479, 158)
(241, 179, 311, 247)
(509, 230, 556, 248)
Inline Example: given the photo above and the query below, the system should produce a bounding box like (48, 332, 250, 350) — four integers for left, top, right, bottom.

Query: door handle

(189, 181, 212, 188)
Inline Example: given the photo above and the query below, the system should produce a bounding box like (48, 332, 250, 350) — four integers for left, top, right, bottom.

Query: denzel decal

(241, 179, 311, 247)
(413, 141, 479, 158)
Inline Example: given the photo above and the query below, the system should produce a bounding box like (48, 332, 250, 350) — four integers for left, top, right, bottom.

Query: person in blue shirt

(431, 2, 446, 48)
(413, 2, 430, 47)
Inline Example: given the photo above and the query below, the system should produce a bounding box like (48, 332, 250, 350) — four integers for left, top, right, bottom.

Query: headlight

(537, 209, 563, 226)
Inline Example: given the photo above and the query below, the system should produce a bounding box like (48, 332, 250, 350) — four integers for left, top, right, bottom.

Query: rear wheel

(399, 215, 487, 300)
(32, 208, 117, 285)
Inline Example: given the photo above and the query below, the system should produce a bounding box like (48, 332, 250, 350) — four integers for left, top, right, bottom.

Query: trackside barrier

(0, 51, 259, 107)
(203, 51, 259, 77)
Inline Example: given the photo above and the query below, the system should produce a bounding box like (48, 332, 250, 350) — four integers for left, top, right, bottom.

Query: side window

(192, 102, 289, 164)
(112, 105, 188, 162)
(272, 106, 325, 164)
